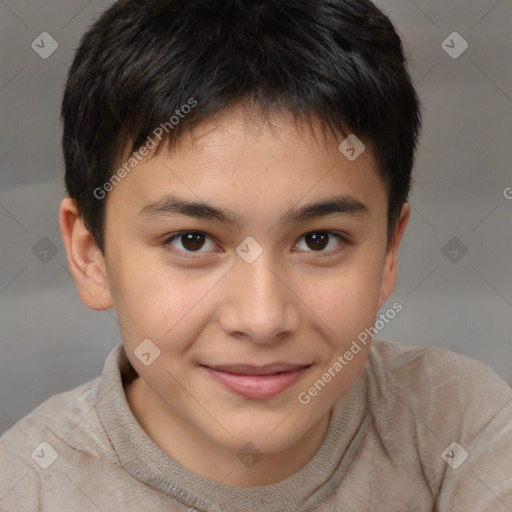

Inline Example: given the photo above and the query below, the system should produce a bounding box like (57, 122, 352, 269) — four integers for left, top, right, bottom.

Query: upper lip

(203, 363, 310, 376)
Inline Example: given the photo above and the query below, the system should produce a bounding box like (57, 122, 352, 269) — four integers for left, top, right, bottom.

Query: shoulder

(366, 339, 512, 427)
(0, 376, 114, 508)
(365, 339, 512, 451)
(367, 339, 511, 403)
(365, 339, 512, 505)
(0, 344, 128, 465)
(0, 376, 103, 449)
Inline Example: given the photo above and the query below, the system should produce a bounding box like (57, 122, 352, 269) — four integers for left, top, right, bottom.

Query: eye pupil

(305, 232, 329, 251)
(182, 232, 205, 251)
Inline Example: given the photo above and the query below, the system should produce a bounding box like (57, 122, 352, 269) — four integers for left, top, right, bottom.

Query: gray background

(0, 0, 511, 437)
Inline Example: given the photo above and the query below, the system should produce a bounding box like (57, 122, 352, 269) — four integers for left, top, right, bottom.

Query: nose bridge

(220, 250, 298, 343)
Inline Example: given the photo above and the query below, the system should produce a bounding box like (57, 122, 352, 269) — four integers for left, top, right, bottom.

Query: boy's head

(59, 0, 421, 470)
(61, 0, 421, 253)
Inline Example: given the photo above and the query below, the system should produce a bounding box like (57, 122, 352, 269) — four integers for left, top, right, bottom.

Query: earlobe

(377, 203, 410, 310)
(59, 197, 114, 310)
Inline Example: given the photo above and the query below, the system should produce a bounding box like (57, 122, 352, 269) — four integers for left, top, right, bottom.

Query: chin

(210, 418, 306, 455)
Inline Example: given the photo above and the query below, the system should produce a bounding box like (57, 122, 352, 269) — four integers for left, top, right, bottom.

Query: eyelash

(162, 231, 349, 258)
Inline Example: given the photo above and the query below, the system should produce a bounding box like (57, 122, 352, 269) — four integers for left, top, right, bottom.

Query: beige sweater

(1, 339, 511, 511)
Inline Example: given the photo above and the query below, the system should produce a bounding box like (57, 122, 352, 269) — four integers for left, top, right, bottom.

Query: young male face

(61, 104, 409, 485)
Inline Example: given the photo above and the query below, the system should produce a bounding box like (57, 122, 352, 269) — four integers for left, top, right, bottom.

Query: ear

(59, 197, 114, 310)
(377, 203, 410, 310)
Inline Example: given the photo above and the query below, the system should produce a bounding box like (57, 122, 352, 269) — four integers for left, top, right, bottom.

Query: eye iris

(305, 232, 329, 251)
(182, 232, 205, 251)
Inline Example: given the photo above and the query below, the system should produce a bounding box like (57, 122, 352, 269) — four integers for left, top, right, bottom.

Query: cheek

(105, 251, 180, 340)
(107, 252, 225, 356)
(305, 261, 382, 334)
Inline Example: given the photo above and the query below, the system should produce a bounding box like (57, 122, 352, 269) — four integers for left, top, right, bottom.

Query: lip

(201, 363, 311, 399)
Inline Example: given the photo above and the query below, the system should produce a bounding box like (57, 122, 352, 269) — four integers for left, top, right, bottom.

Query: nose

(218, 251, 300, 345)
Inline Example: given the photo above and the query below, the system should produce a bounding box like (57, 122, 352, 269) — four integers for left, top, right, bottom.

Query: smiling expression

(70, 104, 407, 469)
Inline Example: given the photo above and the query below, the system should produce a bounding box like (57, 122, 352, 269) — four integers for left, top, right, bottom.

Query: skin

(60, 104, 410, 487)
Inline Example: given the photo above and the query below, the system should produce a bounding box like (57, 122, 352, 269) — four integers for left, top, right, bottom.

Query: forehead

(106, 106, 387, 227)
(163, 105, 363, 163)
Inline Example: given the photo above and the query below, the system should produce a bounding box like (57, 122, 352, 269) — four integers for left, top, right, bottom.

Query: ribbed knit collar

(96, 343, 369, 512)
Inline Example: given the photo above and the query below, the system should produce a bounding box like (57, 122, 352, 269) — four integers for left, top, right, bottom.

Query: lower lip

(203, 366, 309, 399)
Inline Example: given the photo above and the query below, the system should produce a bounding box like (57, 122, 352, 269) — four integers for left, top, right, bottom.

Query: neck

(125, 376, 332, 486)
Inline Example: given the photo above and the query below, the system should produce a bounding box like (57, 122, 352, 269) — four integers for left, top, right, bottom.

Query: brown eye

(294, 231, 346, 253)
(180, 232, 206, 251)
(165, 232, 217, 254)
(305, 232, 329, 251)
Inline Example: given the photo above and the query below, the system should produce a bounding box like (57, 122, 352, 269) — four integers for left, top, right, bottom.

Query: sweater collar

(96, 343, 369, 512)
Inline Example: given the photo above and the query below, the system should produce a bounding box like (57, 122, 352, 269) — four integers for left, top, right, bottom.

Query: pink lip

(202, 364, 310, 399)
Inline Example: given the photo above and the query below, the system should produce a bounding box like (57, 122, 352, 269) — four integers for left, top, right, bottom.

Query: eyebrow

(139, 194, 370, 228)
